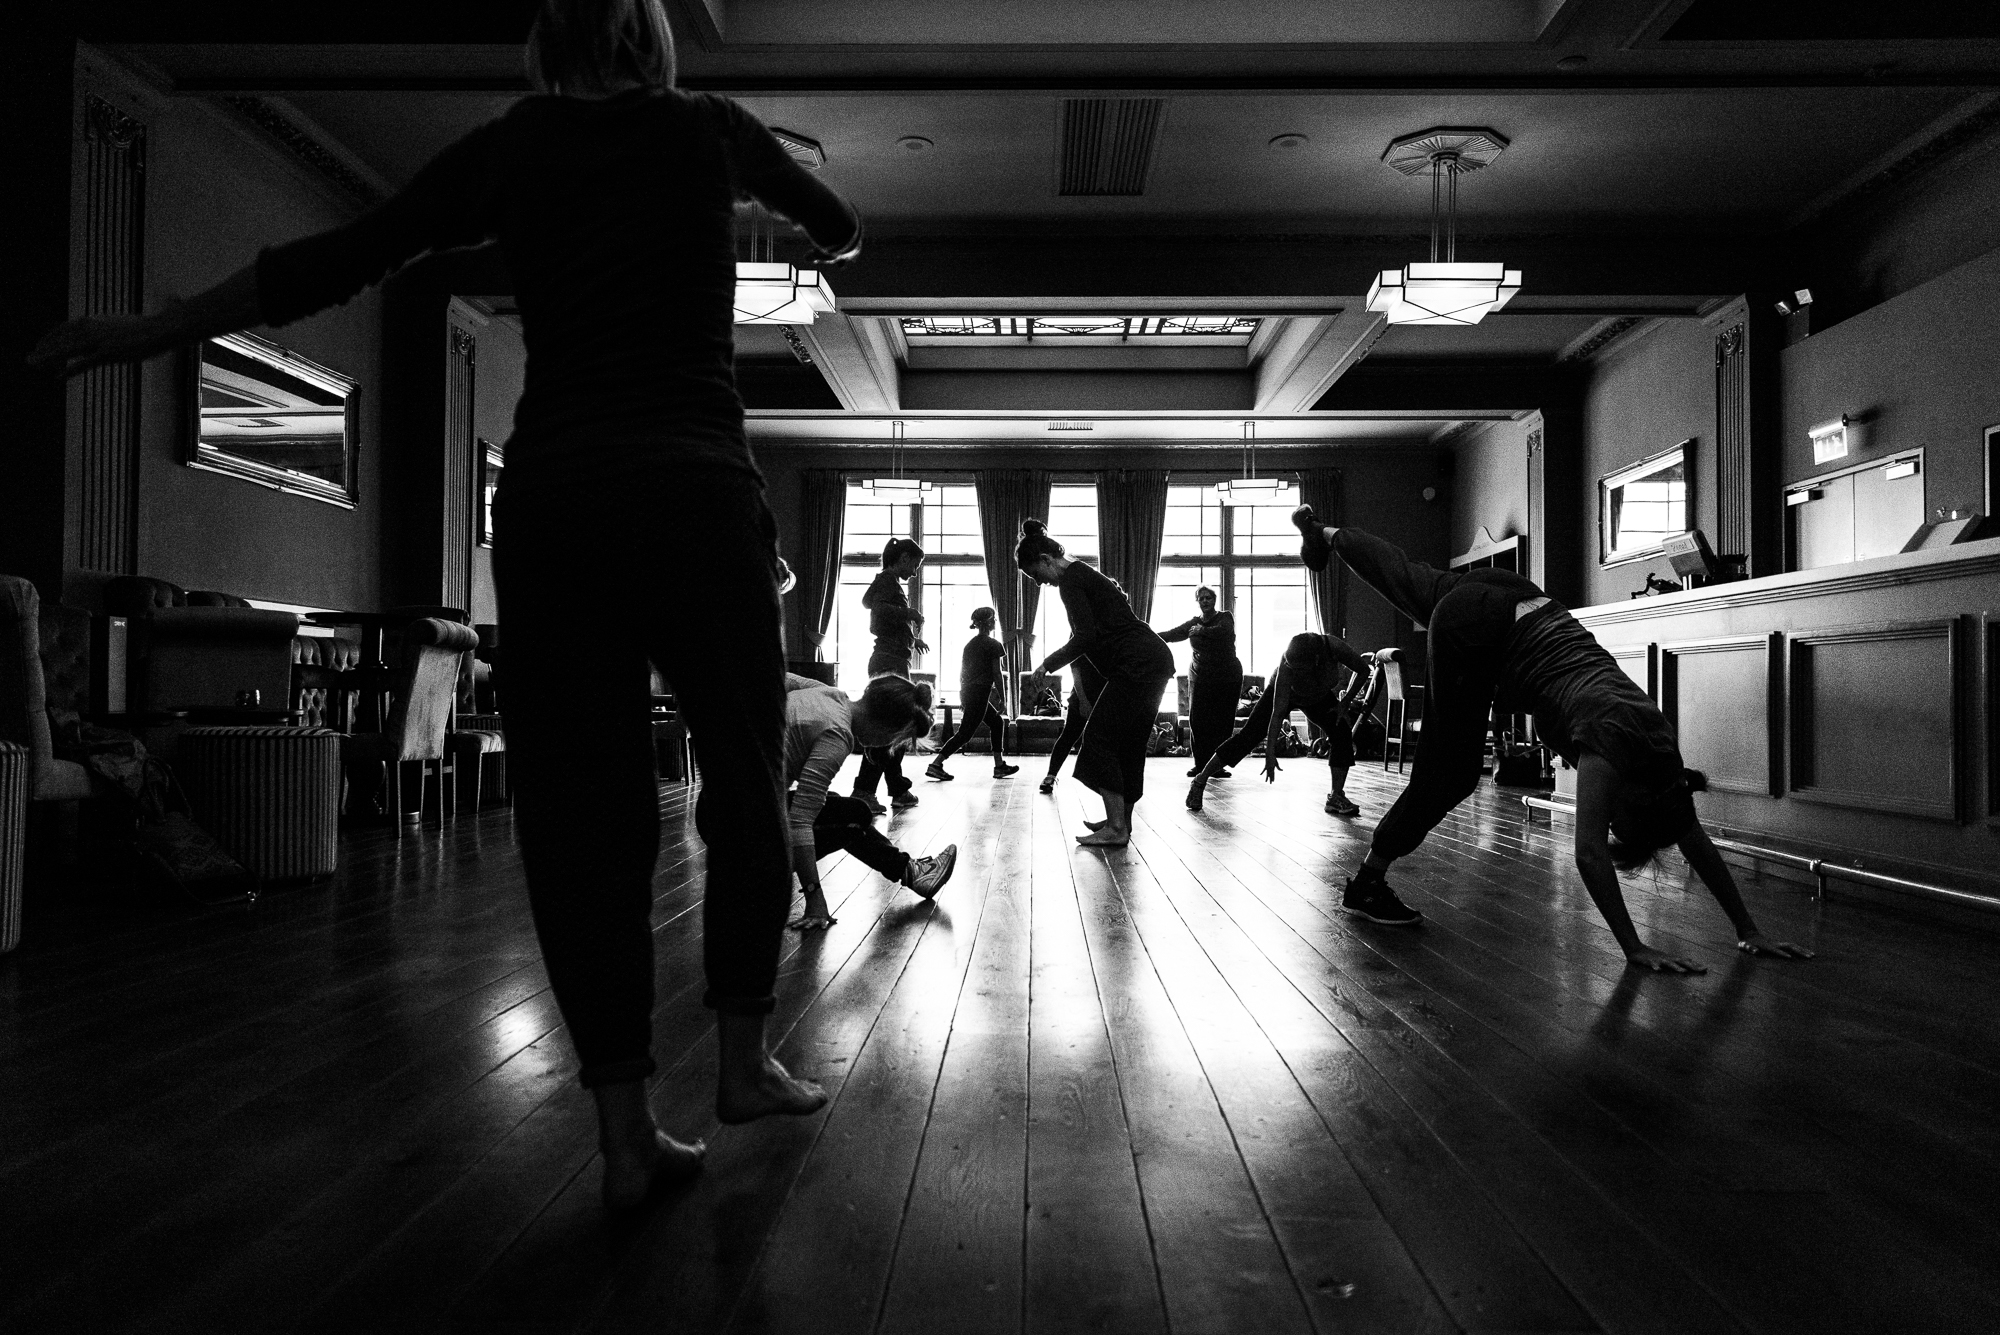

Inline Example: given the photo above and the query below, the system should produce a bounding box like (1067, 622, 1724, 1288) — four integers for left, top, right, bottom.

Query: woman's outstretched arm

(1677, 824, 1815, 958)
(29, 267, 261, 377)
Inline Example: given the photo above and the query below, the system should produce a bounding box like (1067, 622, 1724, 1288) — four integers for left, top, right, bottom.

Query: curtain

(1300, 467, 1344, 638)
(798, 470, 846, 661)
(1096, 469, 1170, 623)
(975, 468, 1051, 713)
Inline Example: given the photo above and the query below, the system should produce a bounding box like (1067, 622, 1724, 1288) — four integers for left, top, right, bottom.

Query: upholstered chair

(340, 618, 479, 826)
(0, 576, 94, 807)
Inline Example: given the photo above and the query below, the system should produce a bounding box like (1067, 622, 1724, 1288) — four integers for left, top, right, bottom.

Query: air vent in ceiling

(1047, 421, 1095, 432)
(1058, 99, 1165, 196)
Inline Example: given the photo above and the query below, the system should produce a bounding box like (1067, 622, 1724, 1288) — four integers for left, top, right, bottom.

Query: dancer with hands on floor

(1186, 631, 1377, 817)
(1290, 507, 1813, 967)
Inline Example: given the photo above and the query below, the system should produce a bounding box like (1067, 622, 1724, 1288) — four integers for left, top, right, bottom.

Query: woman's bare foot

(1076, 827, 1130, 847)
(601, 1128, 705, 1212)
(1083, 817, 1111, 831)
(716, 1053, 829, 1124)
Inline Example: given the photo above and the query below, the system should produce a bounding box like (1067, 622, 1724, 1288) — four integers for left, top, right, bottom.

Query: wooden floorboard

(3, 757, 1997, 1334)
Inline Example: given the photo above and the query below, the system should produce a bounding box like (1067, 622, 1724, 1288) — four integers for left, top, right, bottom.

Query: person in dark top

(1158, 585, 1243, 776)
(34, 0, 864, 1212)
(1040, 658, 1106, 795)
(927, 606, 1021, 781)
(1186, 631, 1377, 816)
(1292, 509, 1813, 967)
(1019, 521, 1175, 847)
(850, 538, 927, 811)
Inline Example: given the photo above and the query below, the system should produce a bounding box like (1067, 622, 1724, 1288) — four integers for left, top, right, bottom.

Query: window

(1029, 484, 1101, 680)
(1155, 484, 1320, 679)
(831, 483, 993, 698)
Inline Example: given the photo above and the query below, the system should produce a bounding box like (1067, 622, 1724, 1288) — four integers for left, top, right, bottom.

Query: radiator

(178, 726, 341, 882)
(0, 742, 27, 953)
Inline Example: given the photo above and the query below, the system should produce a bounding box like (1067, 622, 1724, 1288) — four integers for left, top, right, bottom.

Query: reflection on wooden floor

(4, 758, 1998, 1334)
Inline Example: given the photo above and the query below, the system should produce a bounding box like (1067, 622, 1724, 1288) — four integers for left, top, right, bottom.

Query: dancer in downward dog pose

(784, 673, 957, 931)
(927, 606, 1021, 782)
(1290, 508, 1814, 966)
(1186, 631, 1376, 816)
(1158, 585, 1243, 777)
(1039, 658, 1105, 795)
(1019, 521, 1176, 846)
(29, 0, 864, 1211)
(850, 538, 927, 813)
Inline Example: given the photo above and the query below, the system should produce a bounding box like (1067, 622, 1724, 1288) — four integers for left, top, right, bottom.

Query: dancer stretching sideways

(1289, 508, 1813, 967)
(1187, 631, 1377, 816)
(784, 673, 957, 931)
(33, 0, 864, 1211)
(1018, 521, 1175, 847)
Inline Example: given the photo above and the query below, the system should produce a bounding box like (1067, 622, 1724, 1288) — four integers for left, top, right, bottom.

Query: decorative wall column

(76, 94, 145, 576)
(1525, 419, 1546, 589)
(1710, 297, 1780, 577)
(442, 321, 476, 610)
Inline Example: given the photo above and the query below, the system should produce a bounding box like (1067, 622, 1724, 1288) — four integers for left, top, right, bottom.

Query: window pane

(832, 564, 882, 695)
(1047, 483, 1098, 561)
(1149, 565, 1223, 678)
(923, 564, 1000, 704)
(1162, 485, 1223, 556)
(1239, 565, 1311, 678)
(1235, 502, 1305, 556)
(927, 483, 984, 557)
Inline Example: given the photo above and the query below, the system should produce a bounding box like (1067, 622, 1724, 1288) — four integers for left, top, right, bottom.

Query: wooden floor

(4, 758, 1999, 1335)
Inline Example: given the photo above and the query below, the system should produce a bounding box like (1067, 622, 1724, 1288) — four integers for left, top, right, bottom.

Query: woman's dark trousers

(1207, 688, 1355, 778)
(936, 683, 1006, 762)
(853, 650, 913, 798)
(1187, 658, 1244, 769)
(812, 793, 912, 882)
(497, 464, 791, 1089)
(1074, 675, 1171, 804)
(1331, 527, 1538, 861)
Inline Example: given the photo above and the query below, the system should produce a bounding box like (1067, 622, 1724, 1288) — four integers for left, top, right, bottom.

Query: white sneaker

(905, 844, 958, 900)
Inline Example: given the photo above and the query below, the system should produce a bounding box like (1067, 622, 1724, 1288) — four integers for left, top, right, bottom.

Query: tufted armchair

(291, 632, 363, 731)
(340, 618, 478, 826)
(103, 576, 299, 718)
(0, 575, 96, 808)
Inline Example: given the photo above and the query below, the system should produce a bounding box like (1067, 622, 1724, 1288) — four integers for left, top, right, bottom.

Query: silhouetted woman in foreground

(1020, 521, 1174, 847)
(1291, 508, 1812, 968)
(34, 0, 863, 1210)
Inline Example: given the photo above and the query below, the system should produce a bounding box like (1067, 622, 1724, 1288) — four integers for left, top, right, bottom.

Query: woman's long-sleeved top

(1158, 611, 1239, 668)
(863, 571, 919, 659)
(1043, 562, 1174, 682)
(782, 673, 856, 853)
(255, 89, 860, 481)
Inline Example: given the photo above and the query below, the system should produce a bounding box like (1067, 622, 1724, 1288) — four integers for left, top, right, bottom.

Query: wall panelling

(1660, 633, 1780, 797)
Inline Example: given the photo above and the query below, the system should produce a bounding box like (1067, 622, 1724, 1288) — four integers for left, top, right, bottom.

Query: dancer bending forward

(1019, 521, 1174, 846)
(786, 673, 957, 930)
(1187, 631, 1376, 816)
(1291, 509, 1813, 968)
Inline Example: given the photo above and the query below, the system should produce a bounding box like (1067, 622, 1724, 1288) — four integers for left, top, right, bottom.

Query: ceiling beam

(1252, 311, 1390, 413)
(794, 312, 900, 410)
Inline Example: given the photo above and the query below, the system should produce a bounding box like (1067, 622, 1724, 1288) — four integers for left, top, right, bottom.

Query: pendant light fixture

(1216, 422, 1296, 507)
(864, 420, 933, 498)
(1366, 128, 1522, 327)
(734, 202, 836, 325)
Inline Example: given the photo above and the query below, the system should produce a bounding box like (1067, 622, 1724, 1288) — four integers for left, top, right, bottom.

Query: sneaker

(852, 791, 886, 816)
(993, 761, 1020, 778)
(905, 844, 958, 900)
(1324, 795, 1361, 817)
(1292, 504, 1332, 572)
(890, 791, 919, 810)
(1039, 776, 1056, 794)
(1213, 768, 1232, 780)
(1186, 765, 1204, 778)
(1186, 777, 1207, 811)
(924, 761, 953, 782)
(1339, 877, 1423, 926)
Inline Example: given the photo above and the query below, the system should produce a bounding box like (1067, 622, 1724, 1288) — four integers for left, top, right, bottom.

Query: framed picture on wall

(1598, 440, 1691, 567)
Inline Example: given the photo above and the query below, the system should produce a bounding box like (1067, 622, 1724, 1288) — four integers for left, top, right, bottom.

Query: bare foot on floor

(716, 1055, 829, 1125)
(1083, 818, 1110, 831)
(601, 1129, 705, 1212)
(1075, 828, 1129, 847)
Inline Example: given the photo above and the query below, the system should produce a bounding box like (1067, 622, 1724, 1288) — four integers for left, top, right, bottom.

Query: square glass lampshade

(1366, 262, 1522, 326)
(1215, 478, 1299, 507)
(733, 263, 836, 325)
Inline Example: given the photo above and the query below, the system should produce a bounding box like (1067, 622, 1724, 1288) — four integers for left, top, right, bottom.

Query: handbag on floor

(130, 759, 257, 905)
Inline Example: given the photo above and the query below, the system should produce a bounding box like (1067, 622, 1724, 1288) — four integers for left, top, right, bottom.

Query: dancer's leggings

(1045, 661, 1105, 779)
(1331, 527, 1541, 861)
(496, 462, 791, 1089)
(852, 651, 912, 797)
(936, 683, 1006, 762)
(1207, 688, 1354, 776)
(810, 793, 911, 882)
(1186, 659, 1244, 769)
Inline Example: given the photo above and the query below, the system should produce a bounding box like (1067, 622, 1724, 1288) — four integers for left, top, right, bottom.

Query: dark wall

(124, 85, 385, 610)
(753, 442, 1453, 670)
(1451, 417, 1533, 559)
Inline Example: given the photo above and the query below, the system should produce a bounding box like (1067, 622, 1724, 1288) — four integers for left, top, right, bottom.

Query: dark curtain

(798, 470, 846, 661)
(975, 468, 1051, 713)
(1300, 467, 1344, 637)
(1096, 469, 1170, 623)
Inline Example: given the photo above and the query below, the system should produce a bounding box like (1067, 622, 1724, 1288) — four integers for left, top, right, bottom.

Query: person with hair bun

(850, 538, 928, 812)
(784, 673, 958, 932)
(33, 0, 865, 1211)
(1290, 508, 1812, 968)
(1018, 520, 1176, 846)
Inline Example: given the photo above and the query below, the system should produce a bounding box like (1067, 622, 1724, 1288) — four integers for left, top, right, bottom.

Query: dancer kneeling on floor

(1019, 520, 1175, 847)
(927, 606, 1021, 782)
(1187, 631, 1377, 816)
(1291, 510, 1813, 967)
(1039, 658, 1104, 795)
(786, 672, 957, 931)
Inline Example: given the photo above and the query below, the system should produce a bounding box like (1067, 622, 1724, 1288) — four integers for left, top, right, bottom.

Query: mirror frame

(184, 331, 360, 508)
(1598, 440, 1692, 567)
